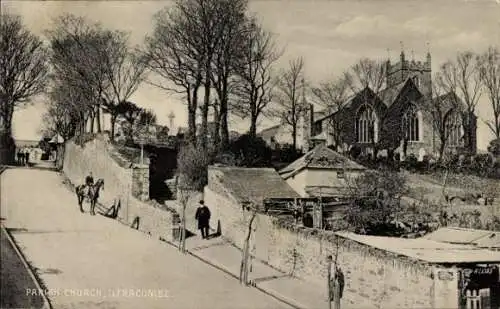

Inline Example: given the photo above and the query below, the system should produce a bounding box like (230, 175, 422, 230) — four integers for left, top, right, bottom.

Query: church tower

(385, 43, 432, 99)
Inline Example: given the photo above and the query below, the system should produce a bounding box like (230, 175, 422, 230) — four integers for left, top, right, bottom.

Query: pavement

(183, 233, 347, 309)
(178, 196, 352, 309)
(0, 226, 47, 309)
(0, 168, 292, 309)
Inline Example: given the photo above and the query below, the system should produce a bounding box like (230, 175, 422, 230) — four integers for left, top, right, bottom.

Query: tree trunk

(181, 202, 187, 253)
(89, 112, 95, 134)
(200, 74, 211, 150)
(188, 85, 200, 145)
(220, 98, 229, 151)
(240, 210, 257, 285)
(292, 124, 297, 151)
(213, 104, 221, 152)
(249, 113, 258, 140)
(110, 115, 117, 141)
(438, 139, 447, 163)
(96, 105, 102, 133)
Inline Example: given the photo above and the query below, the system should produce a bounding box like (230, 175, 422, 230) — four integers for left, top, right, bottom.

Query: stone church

(306, 50, 477, 160)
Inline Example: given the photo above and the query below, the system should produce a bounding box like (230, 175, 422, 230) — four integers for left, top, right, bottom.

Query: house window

(402, 105, 420, 142)
(337, 170, 345, 179)
(355, 105, 377, 143)
(312, 121, 323, 136)
(446, 110, 462, 146)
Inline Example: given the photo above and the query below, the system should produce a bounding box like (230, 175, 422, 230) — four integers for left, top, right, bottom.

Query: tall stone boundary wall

(204, 183, 458, 309)
(63, 134, 178, 242)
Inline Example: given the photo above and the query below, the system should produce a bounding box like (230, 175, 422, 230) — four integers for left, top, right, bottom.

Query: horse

(76, 179, 105, 215)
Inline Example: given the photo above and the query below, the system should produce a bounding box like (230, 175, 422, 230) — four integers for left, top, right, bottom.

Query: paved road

(0, 227, 45, 309)
(0, 168, 291, 309)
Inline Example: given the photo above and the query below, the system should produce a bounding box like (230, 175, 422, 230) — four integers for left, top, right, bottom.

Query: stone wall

(204, 180, 457, 309)
(63, 134, 178, 242)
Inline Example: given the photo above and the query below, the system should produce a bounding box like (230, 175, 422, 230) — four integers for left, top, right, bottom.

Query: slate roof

(279, 144, 366, 179)
(423, 227, 500, 249)
(209, 166, 300, 206)
(378, 80, 409, 107)
(338, 231, 500, 264)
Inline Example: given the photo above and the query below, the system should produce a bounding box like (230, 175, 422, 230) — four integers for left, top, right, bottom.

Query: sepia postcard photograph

(1, 0, 499, 308)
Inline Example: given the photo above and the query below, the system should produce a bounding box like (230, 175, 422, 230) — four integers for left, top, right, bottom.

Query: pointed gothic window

(413, 76, 420, 88)
(402, 105, 420, 142)
(356, 105, 377, 143)
(445, 110, 462, 146)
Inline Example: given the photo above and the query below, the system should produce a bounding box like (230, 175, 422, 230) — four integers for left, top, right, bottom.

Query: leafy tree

(345, 169, 408, 235)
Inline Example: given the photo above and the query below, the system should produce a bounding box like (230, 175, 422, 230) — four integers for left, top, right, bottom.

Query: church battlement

(386, 49, 432, 90)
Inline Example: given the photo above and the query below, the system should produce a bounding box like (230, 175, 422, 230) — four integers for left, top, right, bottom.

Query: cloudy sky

(3, 0, 500, 149)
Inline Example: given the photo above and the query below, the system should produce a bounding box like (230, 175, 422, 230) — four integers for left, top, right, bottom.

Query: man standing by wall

(195, 200, 211, 239)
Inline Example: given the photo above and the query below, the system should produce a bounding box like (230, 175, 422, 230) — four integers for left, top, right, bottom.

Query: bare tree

(311, 75, 350, 150)
(48, 14, 112, 135)
(479, 47, 500, 139)
(426, 77, 461, 162)
(0, 14, 48, 162)
(42, 83, 85, 142)
(233, 19, 281, 139)
(100, 31, 147, 140)
(437, 52, 482, 153)
(273, 57, 307, 150)
(144, 5, 205, 145)
(209, 0, 249, 150)
(239, 203, 258, 285)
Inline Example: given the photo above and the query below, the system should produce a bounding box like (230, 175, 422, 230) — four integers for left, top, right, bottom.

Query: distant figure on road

(195, 200, 211, 239)
(24, 148, 30, 166)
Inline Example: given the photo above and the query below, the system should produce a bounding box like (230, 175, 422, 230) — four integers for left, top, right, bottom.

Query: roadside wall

(204, 173, 457, 309)
(62, 134, 178, 242)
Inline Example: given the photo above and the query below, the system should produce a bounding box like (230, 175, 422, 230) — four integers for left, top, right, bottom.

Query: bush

(273, 144, 303, 163)
(177, 143, 213, 191)
(488, 138, 500, 156)
(349, 145, 362, 159)
(228, 134, 272, 167)
(345, 169, 408, 235)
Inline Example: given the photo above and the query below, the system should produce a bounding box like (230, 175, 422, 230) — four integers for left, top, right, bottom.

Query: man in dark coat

(85, 172, 94, 197)
(195, 200, 211, 239)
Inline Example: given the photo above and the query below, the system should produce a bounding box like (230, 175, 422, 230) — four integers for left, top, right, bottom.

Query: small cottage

(279, 144, 366, 197)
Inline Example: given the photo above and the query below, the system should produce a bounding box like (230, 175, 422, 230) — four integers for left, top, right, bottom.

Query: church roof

(314, 78, 420, 123)
(378, 80, 409, 107)
(279, 144, 365, 179)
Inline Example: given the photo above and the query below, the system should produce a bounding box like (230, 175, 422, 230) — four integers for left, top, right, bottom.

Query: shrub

(345, 169, 408, 235)
(177, 143, 213, 191)
(488, 138, 500, 156)
(349, 145, 362, 159)
(273, 144, 303, 163)
(228, 134, 272, 167)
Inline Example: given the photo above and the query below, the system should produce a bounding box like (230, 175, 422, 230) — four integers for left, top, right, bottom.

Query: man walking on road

(195, 200, 211, 239)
